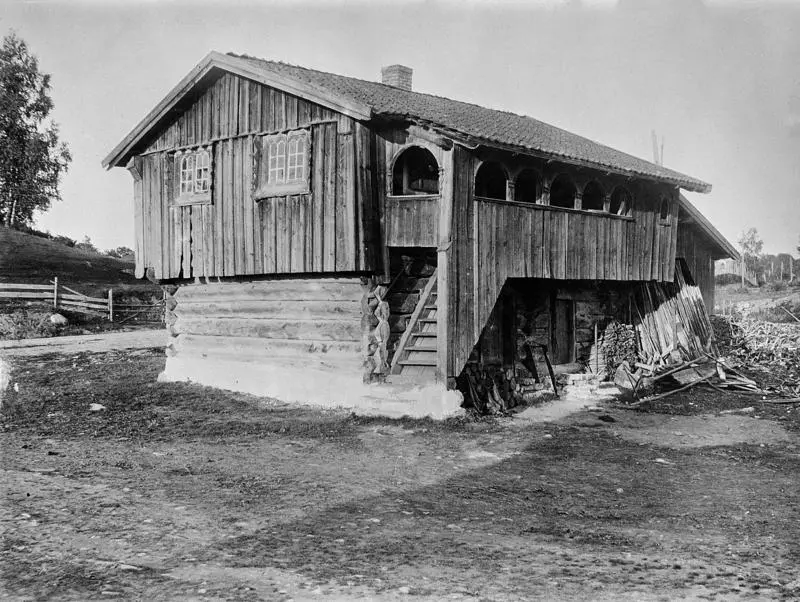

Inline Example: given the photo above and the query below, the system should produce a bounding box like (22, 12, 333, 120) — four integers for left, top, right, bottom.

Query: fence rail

(0, 278, 164, 323)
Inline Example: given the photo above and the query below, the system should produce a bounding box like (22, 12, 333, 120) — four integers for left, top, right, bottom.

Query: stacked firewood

(460, 364, 522, 415)
(596, 321, 638, 379)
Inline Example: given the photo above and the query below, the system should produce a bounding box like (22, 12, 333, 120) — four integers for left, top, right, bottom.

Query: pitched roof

(678, 195, 739, 260)
(231, 53, 710, 193)
(104, 51, 711, 194)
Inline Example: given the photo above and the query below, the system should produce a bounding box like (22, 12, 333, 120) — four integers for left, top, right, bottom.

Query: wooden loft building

(103, 52, 737, 417)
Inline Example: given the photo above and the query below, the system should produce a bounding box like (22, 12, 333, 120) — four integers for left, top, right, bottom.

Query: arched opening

(659, 197, 671, 223)
(475, 162, 508, 200)
(514, 169, 540, 203)
(549, 174, 576, 209)
(581, 181, 605, 211)
(392, 146, 439, 195)
(609, 186, 632, 216)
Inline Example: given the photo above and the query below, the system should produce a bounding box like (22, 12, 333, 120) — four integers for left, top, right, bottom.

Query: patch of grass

(0, 350, 480, 441)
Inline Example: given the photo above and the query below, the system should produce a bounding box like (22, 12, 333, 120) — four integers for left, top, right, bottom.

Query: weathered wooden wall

(676, 222, 716, 311)
(135, 72, 379, 280)
(445, 146, 680, 379)
(169, 278, 363, 368)
(384, 196, 439, 247)
(378, 129, 448, 253)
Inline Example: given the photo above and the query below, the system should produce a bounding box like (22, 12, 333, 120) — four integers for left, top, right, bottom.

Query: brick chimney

(381, 65, 413, 91)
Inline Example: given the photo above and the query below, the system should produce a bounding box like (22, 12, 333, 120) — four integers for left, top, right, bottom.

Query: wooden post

(740, 259, 745, 288)
(108, 289, 113, 322)
(53, 277, 58, 309)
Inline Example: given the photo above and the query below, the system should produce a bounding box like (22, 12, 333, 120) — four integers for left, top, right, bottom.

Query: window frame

(254, 129, 311, 200)
(174, 146, 213, 206)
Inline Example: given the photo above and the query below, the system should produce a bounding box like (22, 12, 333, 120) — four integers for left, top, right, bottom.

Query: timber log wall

(166, 278, 363, 373)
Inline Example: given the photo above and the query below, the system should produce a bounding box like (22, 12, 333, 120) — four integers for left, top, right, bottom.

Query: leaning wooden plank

(630, 374, 714, 407)
(58, 293, 107, 303)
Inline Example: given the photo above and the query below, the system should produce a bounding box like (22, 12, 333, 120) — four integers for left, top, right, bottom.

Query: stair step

(413, 332, 437, 338)
(407, 343, 437, 351)
(399, 358, 437, 367)
(424, 305, 437, 310)
(419, 318, 437, 323)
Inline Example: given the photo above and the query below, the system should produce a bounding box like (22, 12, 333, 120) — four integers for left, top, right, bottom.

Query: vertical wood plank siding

(137, 73, 376, 279)
(676, 222, 716, 311)
(446, 159, 682, 378)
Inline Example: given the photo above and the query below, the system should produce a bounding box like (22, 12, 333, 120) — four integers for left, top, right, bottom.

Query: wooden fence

(0, 278, 164, 323)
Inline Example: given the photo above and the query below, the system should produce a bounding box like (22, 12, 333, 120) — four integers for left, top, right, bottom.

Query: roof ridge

(227, 51, 553, 123)
(226, 52, 695, 183)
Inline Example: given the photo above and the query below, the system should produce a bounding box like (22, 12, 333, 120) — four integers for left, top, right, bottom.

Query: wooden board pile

(632, 264, 715, 365)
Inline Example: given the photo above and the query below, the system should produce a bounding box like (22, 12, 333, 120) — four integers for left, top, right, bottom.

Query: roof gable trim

(102, 51, 372, 169)
(679, 194, 739, 260)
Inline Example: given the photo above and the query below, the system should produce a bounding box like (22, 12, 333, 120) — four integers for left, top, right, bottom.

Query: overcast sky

(4, 0, 799, 255)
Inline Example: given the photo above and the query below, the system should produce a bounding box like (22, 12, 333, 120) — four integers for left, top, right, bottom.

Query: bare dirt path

(0, 328, 165, 357)
(2, 350, 800, 601)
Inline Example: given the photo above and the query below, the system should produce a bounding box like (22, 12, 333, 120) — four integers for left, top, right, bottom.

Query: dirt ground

(2, 349, 800, 601)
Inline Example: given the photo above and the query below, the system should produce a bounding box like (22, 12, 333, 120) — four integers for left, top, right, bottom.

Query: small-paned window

(391, 146, 439, 195)
(255, 129, 310, 199)
(475, 161, 508, 200)
(549, 174, 576, 209)
(175, 146, 213, 205)
(581, 181, 605, 211)
(514, 169, 540, 203)
(609, 186, 632, 216)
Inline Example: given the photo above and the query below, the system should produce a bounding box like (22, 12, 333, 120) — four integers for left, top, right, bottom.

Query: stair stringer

(390, 268, 438, 375)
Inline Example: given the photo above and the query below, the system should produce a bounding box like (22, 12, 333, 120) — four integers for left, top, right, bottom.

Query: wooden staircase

(390, 269, 438, 379)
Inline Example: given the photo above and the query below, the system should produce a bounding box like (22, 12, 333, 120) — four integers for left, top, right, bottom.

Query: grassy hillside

(0, 228, 139, 284)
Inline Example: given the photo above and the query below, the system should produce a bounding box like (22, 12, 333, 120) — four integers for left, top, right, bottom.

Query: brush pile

(711, 315, 800, 398)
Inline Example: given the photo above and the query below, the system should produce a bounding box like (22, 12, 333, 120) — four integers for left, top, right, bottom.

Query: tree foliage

(0, 32, 71, 228)
(105, 246, 134, 260)
(737, 227, 763, 272)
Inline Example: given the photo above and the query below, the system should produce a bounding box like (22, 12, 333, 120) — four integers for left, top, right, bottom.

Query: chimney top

(381, 65, 413, 91)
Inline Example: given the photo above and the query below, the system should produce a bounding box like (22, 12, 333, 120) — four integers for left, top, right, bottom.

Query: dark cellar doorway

(551, 298, 575, 364)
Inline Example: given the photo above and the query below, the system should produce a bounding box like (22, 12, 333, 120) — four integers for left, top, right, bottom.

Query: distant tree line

(729, 227, 800, 289)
